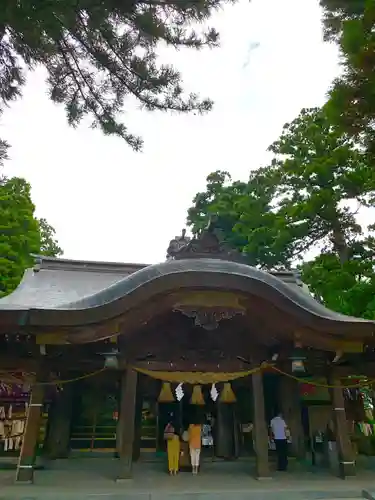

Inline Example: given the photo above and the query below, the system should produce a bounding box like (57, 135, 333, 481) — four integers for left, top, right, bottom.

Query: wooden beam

(0, 357, 374, 381)
(131, 360, 254, 372)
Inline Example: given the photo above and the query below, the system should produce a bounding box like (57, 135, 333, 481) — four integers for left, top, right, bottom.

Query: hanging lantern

(289, 341, 306, 373)
(291, 360, 306, 373)
(190, 385, 205, 405)
(219, 383, 236, 403)
(158, 382, 175, 402)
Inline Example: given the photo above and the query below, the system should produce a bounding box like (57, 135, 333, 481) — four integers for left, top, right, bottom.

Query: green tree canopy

(38, 217, 62, 257)
(302, 244, 375, 319)
(0, 137, 9, 168)
(1, 0, 232, 150)
(0, 176, 62, 297)
(320, 0, 375, 159)
(187, 107, 375, 319)
(187, 169, 293, 269)
(268, 107, 375, 263)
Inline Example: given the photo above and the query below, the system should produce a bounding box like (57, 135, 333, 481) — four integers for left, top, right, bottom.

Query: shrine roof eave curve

(0, 258, 374, 336)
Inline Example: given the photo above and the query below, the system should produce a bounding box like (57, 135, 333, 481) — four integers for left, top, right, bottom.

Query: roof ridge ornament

(166, 228, 191, 260)
(166, 216, 248, 264)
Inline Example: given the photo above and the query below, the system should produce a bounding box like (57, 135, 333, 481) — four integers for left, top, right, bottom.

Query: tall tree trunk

(331, 226, 350, 264)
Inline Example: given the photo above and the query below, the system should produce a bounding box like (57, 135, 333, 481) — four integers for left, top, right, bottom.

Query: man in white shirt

(270, 413, 289, 471)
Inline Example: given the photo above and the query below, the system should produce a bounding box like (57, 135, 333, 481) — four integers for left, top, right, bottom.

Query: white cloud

(1, 0, 343, 264)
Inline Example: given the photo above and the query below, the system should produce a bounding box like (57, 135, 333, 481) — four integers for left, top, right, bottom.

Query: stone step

(0, 491, 365, 500)
(0, 497, 365, 500)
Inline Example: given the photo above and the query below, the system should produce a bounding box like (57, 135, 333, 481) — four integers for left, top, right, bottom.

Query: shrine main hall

(0, 226, 374, 483)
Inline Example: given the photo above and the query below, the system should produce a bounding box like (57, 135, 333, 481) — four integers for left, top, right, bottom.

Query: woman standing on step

(188, 422, 202, 475)
(164, 420, 180, 475)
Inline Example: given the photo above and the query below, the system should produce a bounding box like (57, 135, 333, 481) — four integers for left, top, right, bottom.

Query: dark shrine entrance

(139, 371, 282, 463)
(114, 288, 310, 476)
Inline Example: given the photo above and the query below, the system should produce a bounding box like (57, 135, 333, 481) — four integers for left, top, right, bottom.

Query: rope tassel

(158, 382, 175, 402)
(219, 382, 236, 403)
(190, 385, 205, 405)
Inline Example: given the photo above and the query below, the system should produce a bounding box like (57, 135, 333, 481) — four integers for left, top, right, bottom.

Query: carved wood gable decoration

(166, 218, 248, 264)
(174, 307, 243, 331)
(173, 291, 246, 331)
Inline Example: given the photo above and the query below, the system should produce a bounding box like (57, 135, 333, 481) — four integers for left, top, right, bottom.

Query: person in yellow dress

(164, 421, 180, 475)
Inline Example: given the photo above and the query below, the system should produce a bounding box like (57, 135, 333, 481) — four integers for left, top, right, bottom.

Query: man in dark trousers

(270, 412, 289, 471)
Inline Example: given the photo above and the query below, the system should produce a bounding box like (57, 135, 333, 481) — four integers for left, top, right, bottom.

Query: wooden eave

(0, 257, 373, 348)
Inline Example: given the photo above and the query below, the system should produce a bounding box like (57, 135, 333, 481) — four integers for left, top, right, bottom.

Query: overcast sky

(2, 0, 342, 265)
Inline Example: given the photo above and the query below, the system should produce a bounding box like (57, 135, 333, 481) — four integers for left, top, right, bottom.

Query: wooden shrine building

(0, 224, 375, 483)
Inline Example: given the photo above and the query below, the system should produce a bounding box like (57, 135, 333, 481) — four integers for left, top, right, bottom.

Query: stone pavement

(0, 459, 374, 500)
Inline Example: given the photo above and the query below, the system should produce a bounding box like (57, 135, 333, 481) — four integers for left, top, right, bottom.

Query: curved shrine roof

(0, 223, 374, 336)
(0, 254, 374, 336)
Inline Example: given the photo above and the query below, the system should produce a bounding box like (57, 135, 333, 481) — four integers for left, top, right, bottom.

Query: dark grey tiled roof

(0, 255, 146, 309)
(0, 256, 373, 335)
(0, 255, 300, 310)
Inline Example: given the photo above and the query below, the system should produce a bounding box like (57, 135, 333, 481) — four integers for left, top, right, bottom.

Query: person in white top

(270, 413, 289, 471)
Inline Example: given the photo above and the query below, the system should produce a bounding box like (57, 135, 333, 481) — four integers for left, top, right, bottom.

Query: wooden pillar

(117, 367, 138, 481)
(252, 372, 271, 479)
(44, 383, 74, 459)
(115, 374, 121, 457)
(15, 376, 46, 483)
(279, 375, 305, 459)
(330, 374, 355, 478)
(133, 389, 143, 462)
